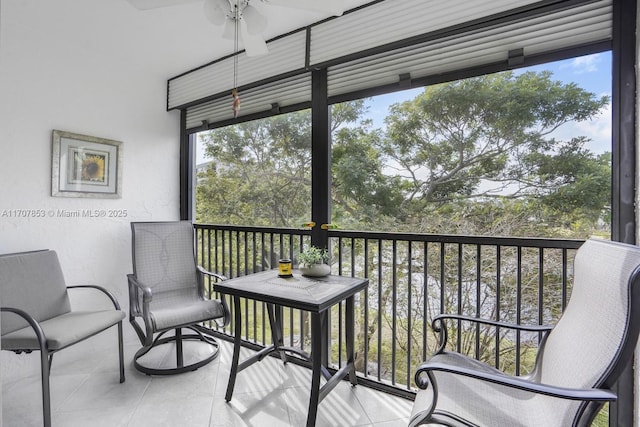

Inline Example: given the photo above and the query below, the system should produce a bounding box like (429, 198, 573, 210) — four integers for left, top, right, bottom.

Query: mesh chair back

(131, 221, 199, 303)
(0, 250, 72, 335)
(536, 239, 640, 422)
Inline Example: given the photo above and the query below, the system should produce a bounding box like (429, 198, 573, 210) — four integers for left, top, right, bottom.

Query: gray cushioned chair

(0, 249, 125, 427)
(128, 221, 230, 375)
(409, 238, 640, 427)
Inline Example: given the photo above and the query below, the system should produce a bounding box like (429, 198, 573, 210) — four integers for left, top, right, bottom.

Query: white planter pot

(299, 263, 331, 277)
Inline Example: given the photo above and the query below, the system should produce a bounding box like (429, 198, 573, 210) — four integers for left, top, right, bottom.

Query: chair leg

(40, 350, 52, 427)
(176, 328, 184, 368)
(118, 322, 125, 383)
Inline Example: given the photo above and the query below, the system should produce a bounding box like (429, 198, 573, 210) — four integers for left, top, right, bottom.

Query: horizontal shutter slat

(327, 0, 611, 98)
(170, 0, 612, 130)
(309, 0, 540, 65)
(186, 73, 311, 128)
(169, 30, 307, 109)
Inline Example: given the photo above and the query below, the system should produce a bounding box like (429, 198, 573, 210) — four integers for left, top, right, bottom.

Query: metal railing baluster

(193, 224, 582, 394)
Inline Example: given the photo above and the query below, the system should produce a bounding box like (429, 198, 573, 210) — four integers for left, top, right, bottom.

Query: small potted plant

(297, 246, 330, 277)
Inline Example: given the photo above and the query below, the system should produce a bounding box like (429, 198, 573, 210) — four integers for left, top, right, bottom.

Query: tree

(196, 101, 374, 227)
(331, 115, 407, 228)
(197, 110, 312, 227)
(198, 71, 610, 235)
(378, 71, 610, 232)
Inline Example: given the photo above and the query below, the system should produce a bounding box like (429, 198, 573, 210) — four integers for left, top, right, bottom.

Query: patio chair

(0, 249, 125, 427)
(128, 221, 230, 375)
(409, 238, 640, 427)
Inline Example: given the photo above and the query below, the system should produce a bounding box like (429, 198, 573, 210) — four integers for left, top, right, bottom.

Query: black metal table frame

(219, 272, 366, 427)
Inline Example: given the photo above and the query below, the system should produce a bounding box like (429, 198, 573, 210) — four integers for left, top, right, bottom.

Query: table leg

(346, 295, 357, 385)
(225, 295, 243, 401)
(307, 312, 322, 427)
(266, 303, 287, 363)
(320, 309, 329, 368)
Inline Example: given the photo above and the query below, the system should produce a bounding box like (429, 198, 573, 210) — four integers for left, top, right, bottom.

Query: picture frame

(51, 130, 123, 198)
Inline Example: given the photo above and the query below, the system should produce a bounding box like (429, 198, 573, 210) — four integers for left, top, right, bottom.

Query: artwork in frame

(51, 130, 123, 198)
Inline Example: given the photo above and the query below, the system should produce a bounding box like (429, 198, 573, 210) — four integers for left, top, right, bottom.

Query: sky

(197, 51, 612, 163)
(366, 51, 612, 155)
(525, 51, 612, 154)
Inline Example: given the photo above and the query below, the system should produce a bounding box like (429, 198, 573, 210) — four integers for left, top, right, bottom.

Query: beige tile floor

(1, 328, 412, 426)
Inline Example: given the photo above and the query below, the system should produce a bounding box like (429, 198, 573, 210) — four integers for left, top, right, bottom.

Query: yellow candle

(278, 259, 292, 277)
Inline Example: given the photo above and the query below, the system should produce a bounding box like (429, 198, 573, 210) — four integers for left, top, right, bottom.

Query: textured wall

(0, 0, 206, 382)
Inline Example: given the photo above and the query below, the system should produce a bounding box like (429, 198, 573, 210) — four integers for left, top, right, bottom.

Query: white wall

(0, 0, 219, 381)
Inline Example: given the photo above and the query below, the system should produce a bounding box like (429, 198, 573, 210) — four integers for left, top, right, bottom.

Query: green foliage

(197, 70, 610, 239)
(379, 71, 609, 226)
(196, 109, 313, 227)
(331, 118, 409, 225)
(297, 246, 329, 266)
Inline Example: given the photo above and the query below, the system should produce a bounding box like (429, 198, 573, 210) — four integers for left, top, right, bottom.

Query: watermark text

(1, 209, 128, 218)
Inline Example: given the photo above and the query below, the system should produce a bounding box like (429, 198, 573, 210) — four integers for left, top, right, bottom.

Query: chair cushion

(1, 310, 125, 351)
(410, 352, 579, 427)
(0, 250, 71, 334)
(539, 239, 640, 390)
(150, 297, 226, 331)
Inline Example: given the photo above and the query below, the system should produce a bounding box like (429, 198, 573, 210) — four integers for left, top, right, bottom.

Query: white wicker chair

(128, 221, 230, 375)
(410, 238, 640, 427)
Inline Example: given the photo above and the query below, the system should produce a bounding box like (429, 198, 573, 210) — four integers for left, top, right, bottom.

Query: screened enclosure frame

(176, 0, 637, 424)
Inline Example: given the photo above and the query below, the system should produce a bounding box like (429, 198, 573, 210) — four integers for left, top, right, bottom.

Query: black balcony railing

(194, 223, 584, 398)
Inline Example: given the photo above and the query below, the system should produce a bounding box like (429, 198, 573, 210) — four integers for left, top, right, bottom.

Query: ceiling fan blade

(126, 0, 201, 11)
(242, 5, 267, 35)
(263, 0, 345, 16)
(222, 19, 236, 40)
(240, 19, 269, 56)
(203, 0, 229, 25)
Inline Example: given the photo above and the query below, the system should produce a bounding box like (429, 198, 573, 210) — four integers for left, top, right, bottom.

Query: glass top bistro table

(214, 269, 369, 427)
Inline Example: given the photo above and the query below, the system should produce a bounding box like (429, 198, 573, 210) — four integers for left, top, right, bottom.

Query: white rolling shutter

(171, 0, 612, 128)
(309, 0, 542, 66)
(326, 0, 612, 98)
(185, 73, 311, 129)
(168, 30, 307, 110)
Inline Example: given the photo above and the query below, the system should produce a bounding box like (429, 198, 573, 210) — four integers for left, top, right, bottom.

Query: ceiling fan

(127, 0, 346, 56)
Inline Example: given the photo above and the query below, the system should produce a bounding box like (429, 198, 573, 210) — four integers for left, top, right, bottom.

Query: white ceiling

(124, 0, 375, 77)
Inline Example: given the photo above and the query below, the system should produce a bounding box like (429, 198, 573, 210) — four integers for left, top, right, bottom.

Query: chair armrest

(415, 359, 617, 402)
(67, 285, 122, 310)
(127, 274, 153, 325)
(196, 266, 231, 328)
(197, 266, 227, 282)
(126, 274, 153, 303)
(0, 307, 47, 353)
(433, 313, 553, 332)
(432, 313, 553, 353)
(126, 274, 155, 345)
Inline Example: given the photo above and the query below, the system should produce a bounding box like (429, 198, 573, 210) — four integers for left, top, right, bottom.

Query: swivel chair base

(133, 326, 220, 376)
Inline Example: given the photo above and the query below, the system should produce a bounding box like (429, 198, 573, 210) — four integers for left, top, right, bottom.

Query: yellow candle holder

(278, 259, 292, 277)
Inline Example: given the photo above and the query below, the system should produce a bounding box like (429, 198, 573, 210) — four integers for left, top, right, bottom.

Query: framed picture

(51, 130, 123, 198)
